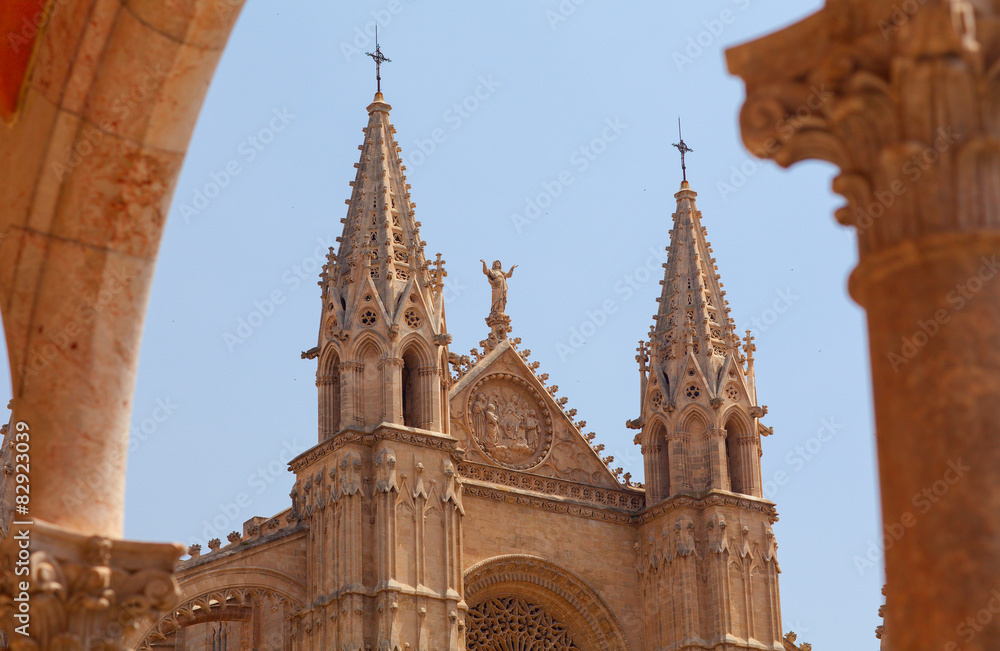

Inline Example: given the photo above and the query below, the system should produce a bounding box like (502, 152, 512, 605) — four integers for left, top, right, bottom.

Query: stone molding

(634, 489, 779, 525)
(458, 462, 644, 513)
(289, 425, 460, 473)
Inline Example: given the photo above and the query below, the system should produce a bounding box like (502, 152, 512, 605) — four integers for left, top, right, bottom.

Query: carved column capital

(727, 2, 1000, 266)
(665, 430, 690, 443)
(379, 356, 405, 370)
(0, 519, 183, 650)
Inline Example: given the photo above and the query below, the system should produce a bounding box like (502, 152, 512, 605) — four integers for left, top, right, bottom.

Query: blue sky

(19, 1, 884, 648)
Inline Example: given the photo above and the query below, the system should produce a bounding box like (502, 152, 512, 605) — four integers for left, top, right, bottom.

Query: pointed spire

(327, 92, 437, 314)
(650, 180, 736, 364)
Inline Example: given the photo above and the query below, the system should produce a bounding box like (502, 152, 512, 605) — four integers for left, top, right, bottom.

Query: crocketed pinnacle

(325, 92, 438, 310)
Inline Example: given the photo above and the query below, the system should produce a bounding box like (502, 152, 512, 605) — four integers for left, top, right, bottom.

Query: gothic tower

(290, 92, 465, 651)
(631, 179, 784, 650)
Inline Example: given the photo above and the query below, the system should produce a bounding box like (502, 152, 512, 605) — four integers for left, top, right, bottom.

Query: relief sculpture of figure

(485, 402, 500, 447)
(481, 259, 517, 317)
(523, 409, 539, 449)
(471, 393, 488, 438)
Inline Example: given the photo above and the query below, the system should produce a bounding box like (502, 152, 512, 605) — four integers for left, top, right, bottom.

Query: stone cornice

(289, 425, 460, 473)
(635, 489, 779, 525)
(458, 462, 645, 517)
(462, 481, 638, 525)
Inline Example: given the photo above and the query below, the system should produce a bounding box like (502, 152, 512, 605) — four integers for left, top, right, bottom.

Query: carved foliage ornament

(730, 2, 1000, 260)
(0, 524, 182, 651)
(466, 596, 579, 651)
(467, 374, 553, 470)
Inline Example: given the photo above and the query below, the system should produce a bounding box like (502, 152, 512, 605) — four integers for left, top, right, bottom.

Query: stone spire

(311, 92, 451, 439)
(325, 92, 440, 312)
(632, 178, 780, 650)
(633, 178, 766, 502)
(647, 180, 742, 407)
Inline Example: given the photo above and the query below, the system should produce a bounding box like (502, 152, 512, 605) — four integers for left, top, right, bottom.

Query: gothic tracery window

(466, 596, 579, 651)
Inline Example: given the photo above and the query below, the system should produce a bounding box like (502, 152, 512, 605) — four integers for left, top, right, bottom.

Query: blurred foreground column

(0, 0, 244, 648)
(728, 2, 1000, 648)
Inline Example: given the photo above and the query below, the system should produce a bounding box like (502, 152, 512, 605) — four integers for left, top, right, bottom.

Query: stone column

(728, 3, 1000, 647)
(667, 431, 691, 492)
(706, 427, 728, 491)
(419, 365, 442, 430)
(341, 362, 365, 426)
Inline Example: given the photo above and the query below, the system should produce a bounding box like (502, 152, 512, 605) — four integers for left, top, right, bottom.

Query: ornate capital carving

(665, 430, 690, 443)
(379, 356, 404, 370)
(417, 365, 440, 377)
(728, 2, 1000, 264)
(0, 520, 183, 651)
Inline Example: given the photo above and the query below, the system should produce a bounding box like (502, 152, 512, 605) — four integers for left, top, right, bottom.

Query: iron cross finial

(672, 118, 693, 183)
(365, 26, 391, 93)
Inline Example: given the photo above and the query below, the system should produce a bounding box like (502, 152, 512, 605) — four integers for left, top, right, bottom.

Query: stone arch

(645, 416, 671, 500)
(398, 334, 435, 428)
(348, 330, 387, 361)
(319, 347, 342, 439)
(0, 0, 245, 538)
(723, 408, 757, 496)
(678, 404, 712, 434)
(464, 555, 630, 651)
(677, 405, 712, 491)
(351, 336, 385, 426)
(127, 567, 305, 649)
(396, 332, 434, 366)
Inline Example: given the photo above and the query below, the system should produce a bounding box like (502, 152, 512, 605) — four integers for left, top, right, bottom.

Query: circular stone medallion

(466, 373, 552, 470)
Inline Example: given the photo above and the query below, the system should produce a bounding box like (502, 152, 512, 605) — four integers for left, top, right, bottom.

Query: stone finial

(227, 531, 242, 544)
(187, 544, 201, 558)
(208, 538, 221, 551)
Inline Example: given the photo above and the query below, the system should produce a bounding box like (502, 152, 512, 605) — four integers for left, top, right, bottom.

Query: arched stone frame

(398, 333, 435, 429)
(464, 555, 630, 651)
(350, 333, 387, 427)
(723, 407, 759, 497)
(644, 415, 671, 500)
(127, 567, 305, 649)
(677, 404, 713, 491)
(319, 346, 342, 440)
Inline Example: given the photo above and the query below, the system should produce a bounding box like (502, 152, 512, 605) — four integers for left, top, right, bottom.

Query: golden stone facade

(113, 93, 802, 651)
(7, 1, 1000, 649)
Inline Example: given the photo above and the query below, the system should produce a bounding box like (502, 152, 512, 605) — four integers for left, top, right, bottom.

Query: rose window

(685, 385, 700, 399)
(360, 310, 377, 326)
(466, 596, 579, 651)
(404, 309, 421, 328)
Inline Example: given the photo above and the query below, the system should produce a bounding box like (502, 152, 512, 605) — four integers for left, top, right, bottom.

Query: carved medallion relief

(467, 374, 552, 470)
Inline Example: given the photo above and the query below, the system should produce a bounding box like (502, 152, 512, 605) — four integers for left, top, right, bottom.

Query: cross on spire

(365, 26, 391, 93)
(672, 118, 693, 183)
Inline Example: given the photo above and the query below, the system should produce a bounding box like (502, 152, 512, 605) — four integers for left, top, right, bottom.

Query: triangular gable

(449, 342, 621, 489)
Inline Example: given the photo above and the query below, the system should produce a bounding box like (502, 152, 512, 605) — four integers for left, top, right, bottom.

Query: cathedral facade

(127, 92, 804, 651)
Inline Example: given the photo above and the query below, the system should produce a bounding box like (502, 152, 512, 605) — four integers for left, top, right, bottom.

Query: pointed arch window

(401, 348, 424, 428)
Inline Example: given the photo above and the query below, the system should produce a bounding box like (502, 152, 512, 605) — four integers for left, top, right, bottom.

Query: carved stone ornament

(0, 519, 183, 651)
(466, 373, 553, 470)
(466, 596, 579, 651)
